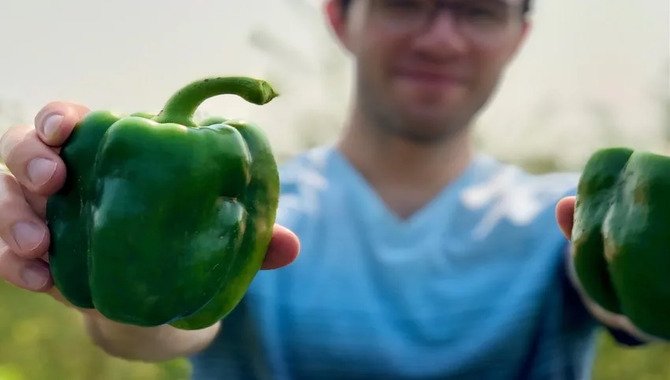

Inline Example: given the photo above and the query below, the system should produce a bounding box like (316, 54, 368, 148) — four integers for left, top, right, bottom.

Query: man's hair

(339, 0, 533, 15)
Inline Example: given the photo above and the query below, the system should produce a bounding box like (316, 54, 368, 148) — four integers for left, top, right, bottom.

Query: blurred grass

(592, 333, 670, 379)
(2, 280, 670, 379)
(0, 281, 190, 380)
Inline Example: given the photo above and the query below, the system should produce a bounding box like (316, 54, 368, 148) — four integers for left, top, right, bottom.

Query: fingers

(0, 125, 66, 196)
(261, 224, 300, 270)
(0, 101, 89, 196)
(556, 196, 576, 240)
(0, 238, 53, 292)
(34, 101, 90, 147)
(0, 173, 50, 258)
(0, 101, 85, 294)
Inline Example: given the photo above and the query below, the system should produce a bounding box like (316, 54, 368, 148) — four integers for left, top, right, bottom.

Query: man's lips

(393, 67, 467, 86)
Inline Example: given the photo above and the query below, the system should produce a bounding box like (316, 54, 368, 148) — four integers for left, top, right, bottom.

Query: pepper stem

(154, 76, 278, 127)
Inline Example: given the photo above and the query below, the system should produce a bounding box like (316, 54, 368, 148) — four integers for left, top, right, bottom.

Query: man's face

(337, 0, 529, 142)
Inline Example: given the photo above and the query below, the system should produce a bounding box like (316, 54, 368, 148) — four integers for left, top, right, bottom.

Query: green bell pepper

(572, 147, 670, 339)
(46, 76, 280, 330)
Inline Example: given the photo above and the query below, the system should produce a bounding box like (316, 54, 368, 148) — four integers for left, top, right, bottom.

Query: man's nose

(413, 11, 470, 56)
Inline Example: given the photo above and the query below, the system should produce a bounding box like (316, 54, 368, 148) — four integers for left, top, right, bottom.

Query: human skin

(0, 0, 642, 362)
(329, 0, 529, 217)
(0, 102, 300, 361)
(328, 0, 647, 341)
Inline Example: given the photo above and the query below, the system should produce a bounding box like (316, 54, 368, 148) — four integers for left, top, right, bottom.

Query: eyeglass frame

(352, 0, 528, 45)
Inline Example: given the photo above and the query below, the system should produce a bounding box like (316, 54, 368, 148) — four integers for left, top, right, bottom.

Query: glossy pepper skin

(572, 147, 670, 340)
(46, 77, 279, 330)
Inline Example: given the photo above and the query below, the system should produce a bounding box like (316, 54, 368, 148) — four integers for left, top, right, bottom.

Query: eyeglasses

(369, 0, 524, 43)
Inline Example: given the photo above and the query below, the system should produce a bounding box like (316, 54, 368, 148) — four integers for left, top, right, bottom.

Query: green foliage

(0, 281, 190, 380)
(592, 331, 670, 379)
(3, 279, 670, 379)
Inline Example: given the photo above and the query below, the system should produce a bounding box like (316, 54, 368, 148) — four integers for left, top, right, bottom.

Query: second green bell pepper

(572, 147, 670, 340)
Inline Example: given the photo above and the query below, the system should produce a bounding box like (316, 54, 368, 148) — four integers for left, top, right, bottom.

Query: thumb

(556, 196, 576, 240)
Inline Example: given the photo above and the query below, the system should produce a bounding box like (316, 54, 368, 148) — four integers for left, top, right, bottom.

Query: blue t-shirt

(190, 146, 600, 379)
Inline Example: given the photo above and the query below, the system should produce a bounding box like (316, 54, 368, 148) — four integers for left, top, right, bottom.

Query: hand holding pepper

(0, 96, 300, 318)
(555, 148, 670, 343)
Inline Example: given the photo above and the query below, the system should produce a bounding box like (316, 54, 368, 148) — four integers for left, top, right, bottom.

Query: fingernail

(21, 264, 49, 290)
(12, 221, 46, 252)
(41, 114, 64, 141)
(27, 157, 57, 186)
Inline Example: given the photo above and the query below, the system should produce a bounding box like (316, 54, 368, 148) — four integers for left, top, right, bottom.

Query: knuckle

(0, 239, 15, 279)
(0, 171, 20, 203)
(0, 191, 12, 217)
(0, 125, 26, 163)
(0, 125, 32, 168)
(0, 196, 16, 221)
(0, 237, 9, 255)
(0, 174, 27, 230)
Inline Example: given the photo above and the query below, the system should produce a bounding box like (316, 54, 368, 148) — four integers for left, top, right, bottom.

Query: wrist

(82, 312, 220, 361)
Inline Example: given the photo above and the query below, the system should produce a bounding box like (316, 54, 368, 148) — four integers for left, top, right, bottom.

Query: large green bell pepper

(46, 76, 280, 330)
(572, 147, 670, 340)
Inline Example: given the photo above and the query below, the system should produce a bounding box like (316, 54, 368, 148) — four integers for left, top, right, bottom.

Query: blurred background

(0, 0, 668, 379)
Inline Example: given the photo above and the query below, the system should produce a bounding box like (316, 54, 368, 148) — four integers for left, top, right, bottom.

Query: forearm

(83, 311, 220, 362)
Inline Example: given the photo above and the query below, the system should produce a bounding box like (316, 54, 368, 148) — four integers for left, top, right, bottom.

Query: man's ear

(325, 0, 350, 51)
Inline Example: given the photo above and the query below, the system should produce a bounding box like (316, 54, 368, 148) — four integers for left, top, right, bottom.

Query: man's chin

(389, 114, 470, 144)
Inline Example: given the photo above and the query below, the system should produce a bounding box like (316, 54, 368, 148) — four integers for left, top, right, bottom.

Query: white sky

(1, 0, 668, 167)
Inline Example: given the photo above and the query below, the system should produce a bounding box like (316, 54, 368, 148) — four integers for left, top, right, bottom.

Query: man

(0, 0, 649, 378)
